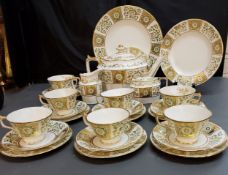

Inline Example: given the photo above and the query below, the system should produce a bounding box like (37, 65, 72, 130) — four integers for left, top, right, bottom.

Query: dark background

(1, 0, 228, 87)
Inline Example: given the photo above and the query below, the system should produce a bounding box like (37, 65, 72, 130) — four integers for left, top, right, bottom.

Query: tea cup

(48, 74, 80, 89)
(157, 104, 211, 144)
(85, 108, 129, 144)
(160, 85, 201, 107)
(130, 77, 166, 98)
(98, 88, 134, 111)
(39, 88, 77, 116)
(0, 107, 52, 145)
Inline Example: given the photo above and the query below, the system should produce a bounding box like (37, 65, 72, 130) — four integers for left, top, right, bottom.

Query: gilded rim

(93, 5, 163, 73)
(0, 121, 72, 157)
(75, 130, 147, 158)
(160, 19, 224, 86)
(151, 134, 228, 158)
(75, 122, 144, 151)
(91, 100, 145, 119)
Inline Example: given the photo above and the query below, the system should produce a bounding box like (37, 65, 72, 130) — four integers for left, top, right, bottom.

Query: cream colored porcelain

(161, 19, 223, 86)
(149, 98, 206, 120)
(92, 99, 145, 120)
(92, 5, 163, 77)
(87, 46, 150, 86)
(79, 69, 100, 83)
(161, 104, 212, 144)
(79, 80, 102, 101)
(160, 85, 201, 107)
(151, 121, 228, 158)
(130, 77, 165, 98)
(0, 121, 72, 157)
(0, 107, 52, 145)
(104, 83, 130, 91)
(48, 74, 80, 89)
(99, 88, 134, 111)
(39, 88, 78, 116)
(49, 101, 88, 121)
(75, 122, 143, 151)
(75, 121, 147, 158)
(86, 108, 129, 144)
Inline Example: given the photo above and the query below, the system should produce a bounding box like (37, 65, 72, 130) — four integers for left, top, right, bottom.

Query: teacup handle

(86, 55, 98, 73)
(190, 92, 201, 104)
(155, 116, 174, 131)
(0, 115, 13, 130)
(72, 77, 80, 89)
(39, 94, 49, 106)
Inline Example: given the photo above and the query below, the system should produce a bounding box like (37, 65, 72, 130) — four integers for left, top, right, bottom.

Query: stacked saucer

(0, 107, 72, 157)
(75, 108, 147, 158)
(150, 105, 228, 158)
(49, 101, 90, 122)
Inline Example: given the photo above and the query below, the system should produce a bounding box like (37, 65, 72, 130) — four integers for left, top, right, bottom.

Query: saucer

(75, 128, 147, 158)
(76, 122, 143, 151)
(53, 105, 90, 123)
(129, 106, 146, 121)
(151, 121, 228, 158)
(148, 99, 206, 120)
(48, 101, 89, 122)
(92, 100, 144, 117)
(0, 121, 72, 157)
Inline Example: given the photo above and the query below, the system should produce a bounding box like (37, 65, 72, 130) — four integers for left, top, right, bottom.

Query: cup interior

(87, 108, 129, 124)
(7, 107, 52, 123)
(48, 74, 74, 81)
(101, 88, 134, 97)
(160, 85, 195, 96)
(164, 104, 211, 122)
(44, 88, 77, 98)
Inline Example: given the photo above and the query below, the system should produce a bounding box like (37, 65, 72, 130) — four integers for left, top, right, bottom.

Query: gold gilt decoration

(75, 123, 147, 158)
(151, 121, 228, 158)
(92, 100, 145, 120)
(188, 19, 203, 31)
(161, 19, 223, 86)
(50, 101, 90, 122)
(0, 121, 72, 157)
(93, 5, 163, 68)
(148, 99, 206, 121)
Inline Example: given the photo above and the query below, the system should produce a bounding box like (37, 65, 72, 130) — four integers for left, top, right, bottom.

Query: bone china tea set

(0, 5, 227, 159)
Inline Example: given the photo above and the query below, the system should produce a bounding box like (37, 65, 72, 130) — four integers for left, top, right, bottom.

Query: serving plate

(93, 5, 163, 76)
(161, 19, 223, 86)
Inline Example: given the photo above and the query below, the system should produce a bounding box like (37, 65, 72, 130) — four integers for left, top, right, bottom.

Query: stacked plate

(50, 101, 90, 122)
(1, 120, 72, 157)
(151, 121, 228, 158)
(75, 122, 147, 158)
